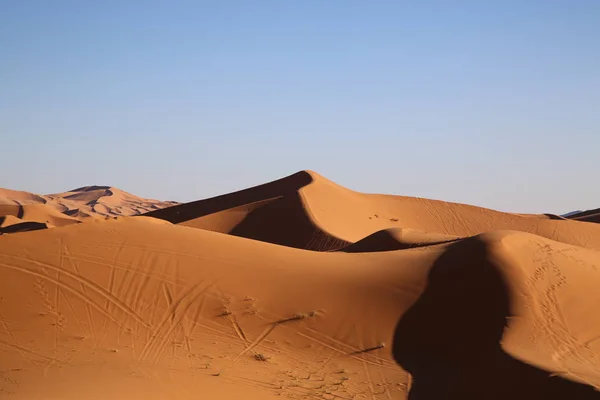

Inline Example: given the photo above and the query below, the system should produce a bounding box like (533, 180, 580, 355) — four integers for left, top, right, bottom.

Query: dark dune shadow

(568, 208, 600, 224)
(141, 171, 350, 251)
(63, 209, 83, 217)
(0, 221, 48, 234)
(339, 229, 460, 253)
(392, 237, 599, 399)
(142, 171, 314, 224)
(543, 213, 567, 220)
(229, 192, 350, 251)
(0, 205, 24, 219)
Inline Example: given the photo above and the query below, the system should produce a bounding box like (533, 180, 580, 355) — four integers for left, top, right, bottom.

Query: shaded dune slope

(0, 215, 50, 234)
(340, 228, 460, 253)
(145, 171, 351, 250)
(144, 171, 314, 224)
(393, 235, 600, 399)
(567, 208, 600, 224)
(0, 220, 599, 398)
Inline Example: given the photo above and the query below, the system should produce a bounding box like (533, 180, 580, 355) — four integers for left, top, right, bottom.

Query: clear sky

(1, 1, 598, 214)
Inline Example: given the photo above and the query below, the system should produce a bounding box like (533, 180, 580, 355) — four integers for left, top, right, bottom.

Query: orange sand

(0, 172, 599, 399)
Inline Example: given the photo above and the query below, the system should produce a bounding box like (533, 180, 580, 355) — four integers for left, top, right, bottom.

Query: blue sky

(1, 1, 598, 213)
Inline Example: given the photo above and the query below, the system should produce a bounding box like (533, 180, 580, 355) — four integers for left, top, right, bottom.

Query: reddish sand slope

(0, 218, 598, 399)
(146, 171, 600, 251)
(0, 186, 178, 232)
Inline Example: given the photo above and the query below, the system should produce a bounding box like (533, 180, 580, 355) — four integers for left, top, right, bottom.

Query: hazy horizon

(2, 1, 599, 214)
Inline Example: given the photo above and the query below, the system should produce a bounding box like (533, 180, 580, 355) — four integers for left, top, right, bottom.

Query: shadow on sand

(392, 237, 599, 399)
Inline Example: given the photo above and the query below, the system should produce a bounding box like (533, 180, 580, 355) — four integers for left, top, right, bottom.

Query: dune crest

(144, 171, 351, 250)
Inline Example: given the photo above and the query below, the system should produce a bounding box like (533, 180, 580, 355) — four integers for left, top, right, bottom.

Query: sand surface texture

(0, 171, 599, 399)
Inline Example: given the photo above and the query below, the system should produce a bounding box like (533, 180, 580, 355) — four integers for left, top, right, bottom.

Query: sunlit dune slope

(0, 188, 48, 205)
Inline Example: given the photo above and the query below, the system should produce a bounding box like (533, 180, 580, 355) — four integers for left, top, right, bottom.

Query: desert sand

(0, 171, 599, 399)
(0, 186, 177, 234)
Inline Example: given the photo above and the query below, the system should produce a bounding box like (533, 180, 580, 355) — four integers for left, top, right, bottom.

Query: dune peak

(68, 185, 113, 192)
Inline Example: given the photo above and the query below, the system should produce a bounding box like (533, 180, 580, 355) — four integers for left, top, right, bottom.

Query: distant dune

(565, 208, 600, 224)
(0, 186, 178, 233)
(0, 172, 599, 399)
(0, 214, 50, 234)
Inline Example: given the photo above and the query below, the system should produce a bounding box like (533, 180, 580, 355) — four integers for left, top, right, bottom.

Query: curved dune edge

(144, 171, 351, 251)
(0, 204, 80, 228)
(144, 170, 600, 252)
(0, 219, 598, 399)
(0, 188, 48, 205)
(0, 215, 52, 234)
(393, 231, 600, 398)
(339, 228, 461, 252)
(0, 215, 28, 228)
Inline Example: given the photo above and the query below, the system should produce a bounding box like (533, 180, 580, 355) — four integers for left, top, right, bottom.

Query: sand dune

(341, 228, 460, 252)
(0, 219, 598, 399)
(146, 170, 600, 251)
(0, 188, 48, 205)
(0, 186, 178, 231)
(48, 186, 179, 218)
(144, 171, 351, 251)
(0, 215, 50, 234)
(0, 204, 80, 228)
(1, 171, 600, 399)
(394, 232, 600, 398)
